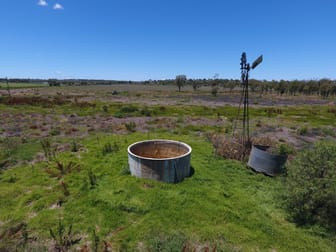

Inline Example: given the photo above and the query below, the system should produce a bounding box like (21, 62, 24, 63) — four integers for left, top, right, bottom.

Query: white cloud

(53, 3, 64, 10)
(37, 0, 48, 6)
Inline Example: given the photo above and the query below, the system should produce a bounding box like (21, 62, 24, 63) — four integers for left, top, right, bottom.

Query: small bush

(297, 126, 308, 135)
(265, 107, 283, 117)
(140, 107, 152, 117)
(102, 105, 109, 113)
(147, 232, 187, 252)
(88, 169, 98, 188)
(276, 143, 295, 155)
(0, 137, 19, 158)
(120, 165, 131, 176)
(327, 107, 336, 115)
(49, 219, 81, 251)
(114, 105, 139, 118)
(40, 138, 57, 161)
(71, 140, 79, 152)
(102, 142, 119, 155)
(49, 128, 61, 136)
(209, 134, 245, 160)
(125, 121, 136, 132)
(211, 86, 219, 97)
(286, 140, 336, 229)
(45, 160, 80, 178)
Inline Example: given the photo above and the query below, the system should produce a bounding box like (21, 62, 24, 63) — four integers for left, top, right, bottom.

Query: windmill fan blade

(252, 55, 263, 69)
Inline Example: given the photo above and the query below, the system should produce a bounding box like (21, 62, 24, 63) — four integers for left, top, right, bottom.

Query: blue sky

(0, 0, 335, 81)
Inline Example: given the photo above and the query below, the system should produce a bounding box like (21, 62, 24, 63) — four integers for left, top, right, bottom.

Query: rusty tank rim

(127, 139, 192, 161)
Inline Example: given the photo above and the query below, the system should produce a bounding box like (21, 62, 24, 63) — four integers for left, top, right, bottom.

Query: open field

(0, 82, 48, 90)
(0, 84, 336, 251)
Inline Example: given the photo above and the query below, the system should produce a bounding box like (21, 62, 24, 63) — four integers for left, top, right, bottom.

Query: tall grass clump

(40, 138, 57, 161)
(102, 141, 120, 155)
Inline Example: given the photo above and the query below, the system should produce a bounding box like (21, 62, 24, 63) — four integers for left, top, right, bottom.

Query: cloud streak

(37, 0, 48, 6)
(53, 3, 64, 10)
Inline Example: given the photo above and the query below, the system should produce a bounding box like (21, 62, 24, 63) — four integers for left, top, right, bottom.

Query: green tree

(289, 80, 300, 96)
(287, 140, 336, 229)
(175, 75, 186, 92)
(319, 78, 332, 98)
(48, 79, 60, 87)
(276, 80, 288, 96)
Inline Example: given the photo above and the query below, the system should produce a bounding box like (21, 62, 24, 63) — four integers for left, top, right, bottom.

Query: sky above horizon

(0, 0, 335, 81)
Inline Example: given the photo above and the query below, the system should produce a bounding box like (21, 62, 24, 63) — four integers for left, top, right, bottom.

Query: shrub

(71, 140, 79, 152)
(114, 105, 139, 118)
(88, 169, 98, 189)
(209, 134, 245, 160)
(49, 128, 61, 136)
(124, 121, 136, 132)
(0, 137, 19, 158)
(102, 105, 109, 113)
(102, 142, 119, 155)
(140, 107, 152, 117)
(40, 138, 57, 161)
(147, 232, 186, 252)
(286, 140, 336, 229)
(45, 160, 80, 178)
(119, 165, 131, 176)
(297, 126, 308, 136)
(121, 105, 138, 113)
(211, 86, 219, 97)
(49, 219, 81, 251)
(276, 143, 295, 155)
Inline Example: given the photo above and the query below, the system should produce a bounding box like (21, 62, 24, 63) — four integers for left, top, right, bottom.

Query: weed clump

(210, 134, 280, 161)
(49, 128, 61, 136)
(114, 105, 139, 118)
(40, 138, 57, 161)
(49, 219, 81, 251)
(140, 107, 152, 117)
(147, 232, 187, 252)
(102, 142, 120, 155)
(297, 126, 308, 135)
(125, 121, 136, 132)
(209, 134, 245, 160)
(71, 140, 79, 152)
(276, 143, 295, 156)
(102, 105, 109, 113)
(88, 169, 98, 189)
(119, 165, 131, 176)
(45, 160, 80, 178)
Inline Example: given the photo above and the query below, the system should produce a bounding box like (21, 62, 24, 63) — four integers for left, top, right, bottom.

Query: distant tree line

(1, 77, 336, 98)
(0, 78, 47, 84)
(185, 78, 336, 98)
(247, 78, 336, 98)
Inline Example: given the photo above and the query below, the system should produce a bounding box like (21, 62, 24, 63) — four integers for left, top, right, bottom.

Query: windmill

(233, 52, 263, 158)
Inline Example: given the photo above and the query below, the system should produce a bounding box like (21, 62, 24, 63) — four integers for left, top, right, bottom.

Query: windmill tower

(232, 52, 263, 158)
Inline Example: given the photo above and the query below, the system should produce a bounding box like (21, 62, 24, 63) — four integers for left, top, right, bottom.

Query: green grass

(1, 96, 335, 126)
(0, 132, 334, 251)
(0, 82, 47, 89)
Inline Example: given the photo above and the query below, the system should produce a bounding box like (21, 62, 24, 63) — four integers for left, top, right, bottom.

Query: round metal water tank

(128, 139, 192, 183)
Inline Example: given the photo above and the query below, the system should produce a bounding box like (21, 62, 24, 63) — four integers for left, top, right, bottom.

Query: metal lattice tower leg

(232, 52, 262, 159)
